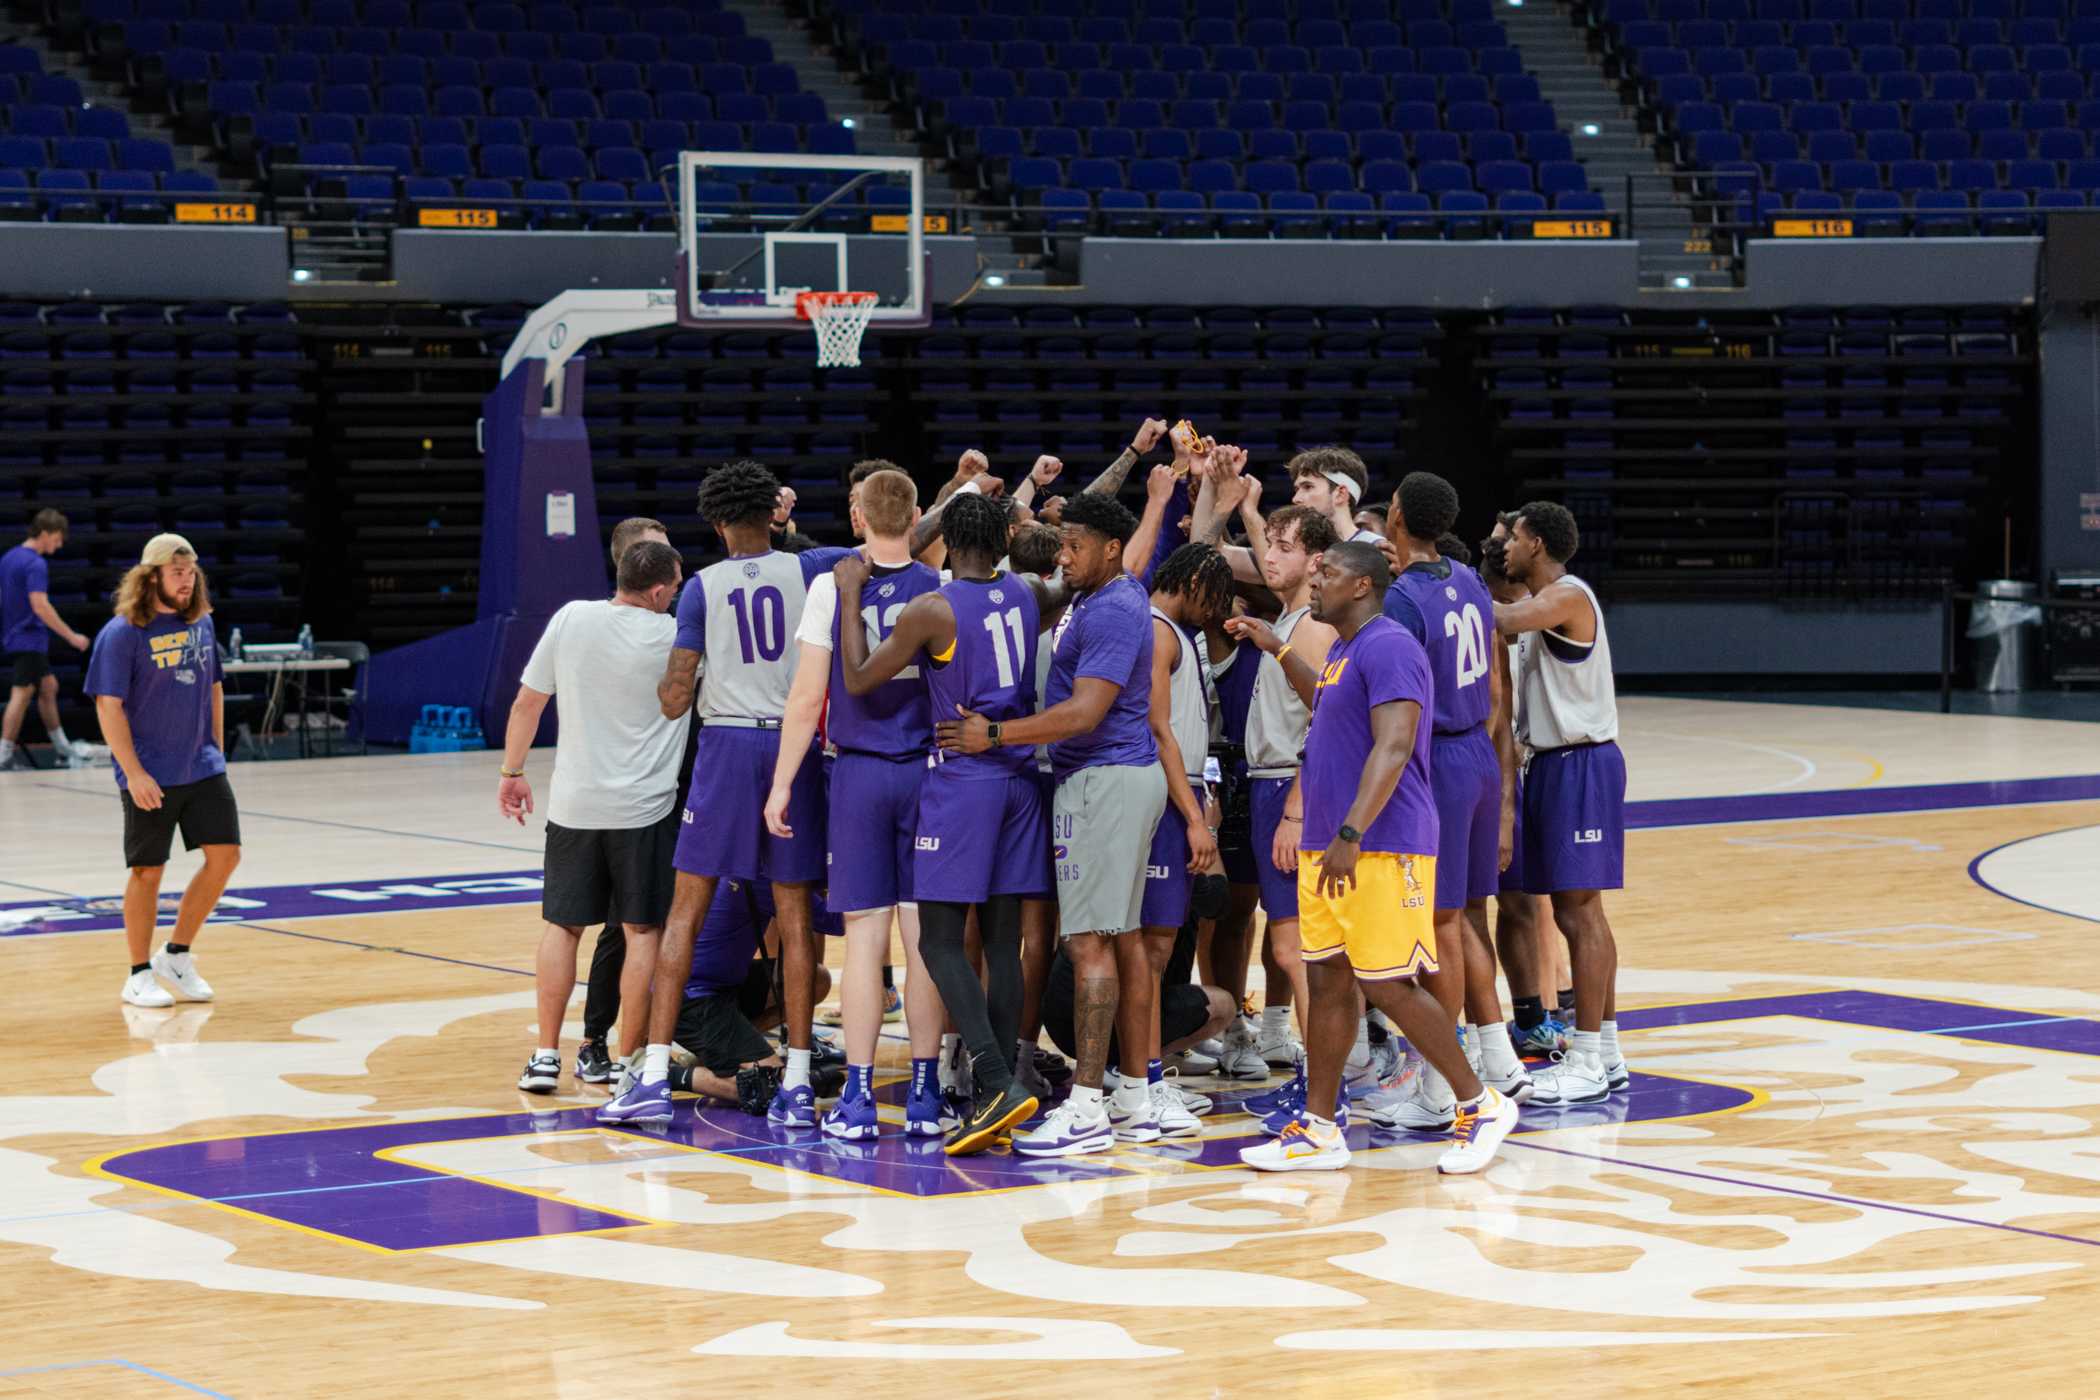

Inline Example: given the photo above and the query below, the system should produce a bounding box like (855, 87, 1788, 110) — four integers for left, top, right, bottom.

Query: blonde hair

(114, 560, 210, 627)
(857, 468, 918, 538)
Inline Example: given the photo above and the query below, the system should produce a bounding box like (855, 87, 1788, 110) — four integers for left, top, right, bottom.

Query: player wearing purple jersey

(1239, 540, 1516, 1176)
(764, 468, 950, 1141)
(835, 490, 1065, 1155)
(601, 461, 851, 1130)
(1373, 474, 1533, 1128)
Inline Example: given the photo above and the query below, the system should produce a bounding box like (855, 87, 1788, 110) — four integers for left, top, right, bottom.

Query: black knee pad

(1191, 873, 1230, 921)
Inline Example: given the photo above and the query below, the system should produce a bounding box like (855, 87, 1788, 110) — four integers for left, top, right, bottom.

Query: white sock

(1103, 1068, 1122, 1093)
(785, 1046, 811, 1089)
(1601, 1020, 1620, 1063)
(536, 1045, 557, 1060)
(1305, 1111, 1335, 1131)
(49, 724, 68, 749)
(642, 1043, 671, 1085)
(1067, 1083, 1103, 1113)
(1476, 1021, 1520, 1075)
(1112, 1077, 1148, 1111)
(1572, 1029, 1602, 1065)
(1261, 1005, 1289, 1037)
(0, 739, 13, 759)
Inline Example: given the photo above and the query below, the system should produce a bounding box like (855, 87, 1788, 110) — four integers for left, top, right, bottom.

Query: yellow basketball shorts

(1297, 851, 1439, 982)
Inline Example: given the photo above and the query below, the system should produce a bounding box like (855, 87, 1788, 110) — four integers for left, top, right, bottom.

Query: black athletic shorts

(7, 650, 51, 689)
(121, 771, 241, 869)
(541, 805, 679, 928)
(1041, 953, 1211, 1064)
(672, 955, 777, 1075)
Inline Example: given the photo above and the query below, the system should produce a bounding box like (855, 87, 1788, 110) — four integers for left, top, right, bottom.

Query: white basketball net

(799, 291, 879, 368)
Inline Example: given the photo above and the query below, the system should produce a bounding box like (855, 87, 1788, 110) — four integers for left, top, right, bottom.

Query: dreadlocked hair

(941, 488, 1013, 559)
(1059, 490, 1140, 549)
(1152, 542, 1236, 620)
(696, 458, 782, 529)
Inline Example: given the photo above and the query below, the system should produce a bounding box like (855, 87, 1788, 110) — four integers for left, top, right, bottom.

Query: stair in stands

(1502, 0, 1734, 289)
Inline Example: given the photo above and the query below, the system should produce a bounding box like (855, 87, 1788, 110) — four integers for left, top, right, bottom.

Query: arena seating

(822, 0, 1604, 236)
(72, 0, 856, 228)
(0, 300, 308, 708)
(0, 43, 206, 221)
(1592, 0, 2100, 230)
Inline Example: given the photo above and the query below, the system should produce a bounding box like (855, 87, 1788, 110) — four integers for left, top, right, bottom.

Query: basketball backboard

(676, 151, 931, 329)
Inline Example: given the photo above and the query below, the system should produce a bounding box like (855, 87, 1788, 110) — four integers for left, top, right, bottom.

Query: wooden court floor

(2, 696, 2098, 1398)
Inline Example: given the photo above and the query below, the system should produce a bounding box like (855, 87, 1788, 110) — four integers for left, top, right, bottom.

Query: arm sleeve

(795, 574, 839, 651)
(673, 574, 706, 654)
(84, 622, 129, 699)
(1381, 584, 1427, 647)
(519, 606, 564, 693)
(800, 548, 853, 583)
(27, 555, 47, 593)
(1072, 593, 1143, 686)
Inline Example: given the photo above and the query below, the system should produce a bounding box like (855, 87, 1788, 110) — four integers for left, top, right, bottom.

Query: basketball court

(4, 695, 2098, 1396)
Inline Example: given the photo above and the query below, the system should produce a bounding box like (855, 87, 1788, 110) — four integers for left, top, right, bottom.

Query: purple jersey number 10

(728, 585, 786, 663)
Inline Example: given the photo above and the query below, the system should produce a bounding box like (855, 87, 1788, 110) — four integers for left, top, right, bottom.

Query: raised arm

(1494, 580, 1592, 640)
(1123, 463, 1178, 576)
(1193, 447, 1263, 585)
(1084, 417, 1167, 496)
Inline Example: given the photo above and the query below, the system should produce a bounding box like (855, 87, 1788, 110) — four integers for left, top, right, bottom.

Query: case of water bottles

(408, 705, 487, 753)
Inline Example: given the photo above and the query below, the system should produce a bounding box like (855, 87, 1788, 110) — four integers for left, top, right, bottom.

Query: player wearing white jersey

(1493, 501, 1628, 1105)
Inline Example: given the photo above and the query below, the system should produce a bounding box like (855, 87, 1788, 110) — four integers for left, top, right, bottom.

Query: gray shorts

(1052, 762, 1168, 938)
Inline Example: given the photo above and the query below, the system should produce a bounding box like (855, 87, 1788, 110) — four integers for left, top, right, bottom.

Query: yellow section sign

(418, 207, 500, 228)
(1532, 219, 1612, 238)
(1773, 218, 1854, 237)
(173, 202, 256, 224)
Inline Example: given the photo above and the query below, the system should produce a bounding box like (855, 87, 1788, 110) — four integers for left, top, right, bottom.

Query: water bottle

(227, 627, 243, 661)
(297, 623, 313, 658)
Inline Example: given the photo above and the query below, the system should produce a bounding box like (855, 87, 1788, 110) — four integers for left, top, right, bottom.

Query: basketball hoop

(796, 290, 879, 368)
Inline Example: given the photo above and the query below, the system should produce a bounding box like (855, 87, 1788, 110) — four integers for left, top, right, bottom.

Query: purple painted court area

(0, 871, 546, 937)
(1627, 772, 2100, 829)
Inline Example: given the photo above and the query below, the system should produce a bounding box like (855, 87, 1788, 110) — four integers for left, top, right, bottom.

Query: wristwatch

(1337, 824, 1362, 844)
(987, 720, 1003, 745)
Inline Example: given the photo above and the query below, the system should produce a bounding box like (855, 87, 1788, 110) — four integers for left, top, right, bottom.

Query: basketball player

(1287, 446, 1385, 548)
(85, 534, 238, 1009)
(835, 490, 1062, 1154)
(2, 509, 92, 771)
(1369, 474, 1533, 1130)
(1495, 501, 1628, 1103)
(1129, 543, 1232, 1138)
(1221, 505, 1338, 1068)
(665, 873, 832, 1115)
(1189, 581, 1267, 1080)
(1005, 519, 1074, 1101)
(1239, 541, 1516, 1174)
(1478, 533, 1567, 1056)
(576, 515, 677, 1086)
(599, 461, 851, 1127)
(501, 540, 687, 1094)
(936, 492, 1163, 1158)
(764, 467, 949, 1140)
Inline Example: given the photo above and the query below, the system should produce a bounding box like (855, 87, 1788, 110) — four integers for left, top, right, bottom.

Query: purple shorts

(674, 726, 826, 885)
(825, 751, 924, 914)
(1521, 740, 1627, 895)
(1248, 775, 1299, 921)
(1499, 773, 1528, 897)
(1431, 726, 1500, 911)
(913, 766, 1052, 904)
(1140, 806, 1193, 929)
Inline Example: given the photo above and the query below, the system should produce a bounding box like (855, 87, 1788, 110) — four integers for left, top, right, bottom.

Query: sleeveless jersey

(1244, 606, 1313, 776)
(1152, 607, 1210, 781)
(1211, 633, 1256, 748)
(1383, 556, 1495, 736)
(927, 573, 1041, 779)
(676, 547, 850, 722)
(828, 559, 942, 756)
(1514, 573, 1619, 750)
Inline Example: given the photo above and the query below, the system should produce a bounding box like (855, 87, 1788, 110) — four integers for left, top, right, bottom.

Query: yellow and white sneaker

(1239, 1115, 1351, 1172)
(1438, 1088, 1519, 1175)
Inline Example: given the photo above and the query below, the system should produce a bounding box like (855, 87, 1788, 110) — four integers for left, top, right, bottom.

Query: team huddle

(502, 419, 1628, 1176)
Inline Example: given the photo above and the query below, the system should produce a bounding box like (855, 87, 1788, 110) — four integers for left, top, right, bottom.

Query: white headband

(1323, 470, 1363, 503)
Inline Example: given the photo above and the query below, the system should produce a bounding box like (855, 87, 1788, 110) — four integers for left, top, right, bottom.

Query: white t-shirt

(519, 599, 690, 830)
(795, 573, 840, 652)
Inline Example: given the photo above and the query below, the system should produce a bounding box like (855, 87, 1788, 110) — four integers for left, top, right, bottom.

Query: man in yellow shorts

(1239, 539, 1518, 1175)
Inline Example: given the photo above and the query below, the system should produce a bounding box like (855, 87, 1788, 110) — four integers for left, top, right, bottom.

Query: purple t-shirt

(0, 544, 48, 655)
(84, 611, 226, 791)
(928, 573, 1041, 780)
(1045, 571, 1157, 778)
(1383, 556, 1495, 736)
(1301, 616, 1437, 857)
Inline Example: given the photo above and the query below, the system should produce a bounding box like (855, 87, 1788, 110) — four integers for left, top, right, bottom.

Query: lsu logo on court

(915, 836, 940, 852)
(1574, 828, 1604, 844)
